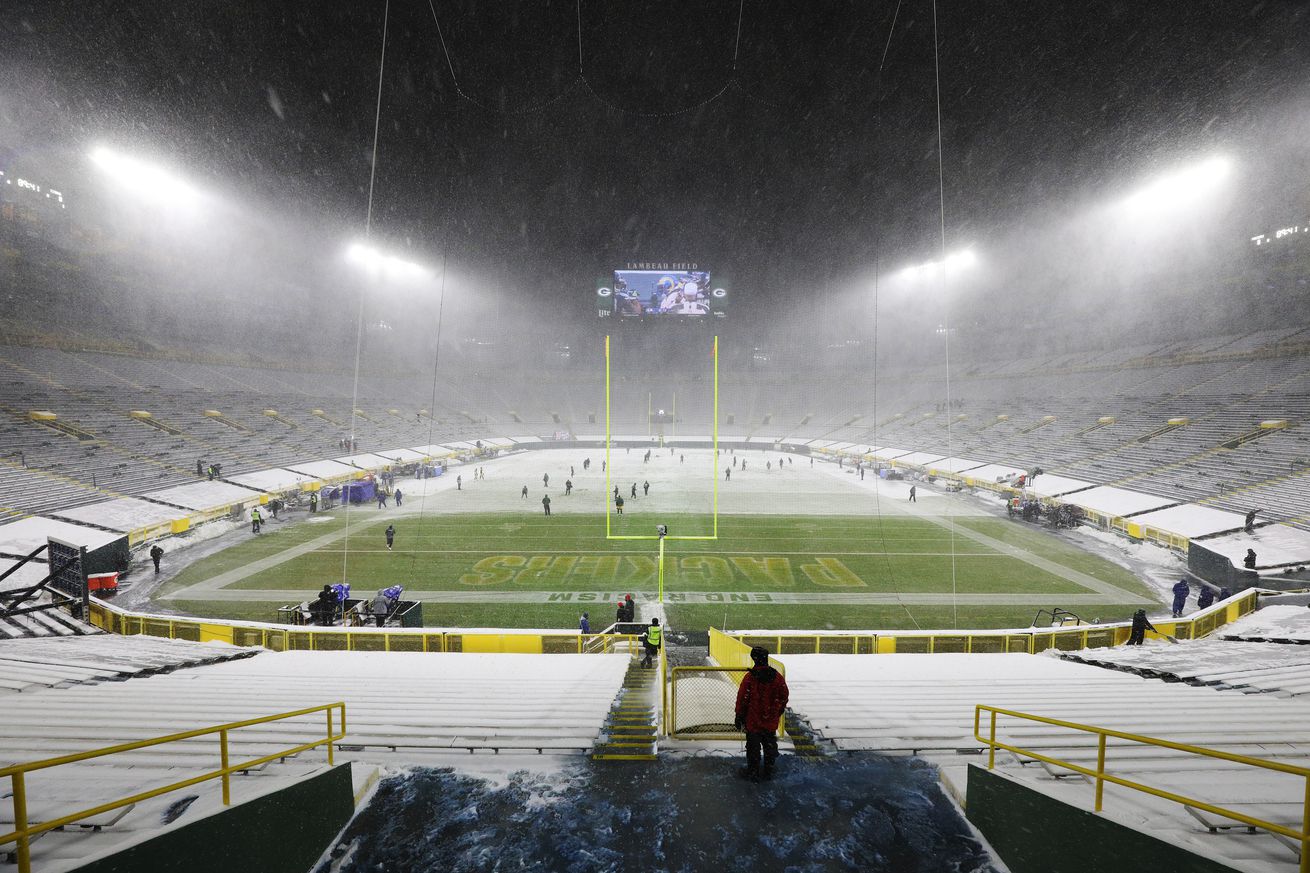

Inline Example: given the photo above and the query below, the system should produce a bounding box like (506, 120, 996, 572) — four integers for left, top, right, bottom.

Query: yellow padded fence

(86, 600, 641, 655)
(720, 589, 1258, 655)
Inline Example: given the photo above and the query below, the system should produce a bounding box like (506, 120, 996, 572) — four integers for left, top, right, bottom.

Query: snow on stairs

(0, 602, 101, 639)
(592, 657, 659, 761)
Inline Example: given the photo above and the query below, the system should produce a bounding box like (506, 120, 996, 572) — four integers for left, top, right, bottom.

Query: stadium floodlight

(88, 146, 200, 204)
(345, 242, 431, 280)
(1121, 156, 1231, 215)
(899, 248, 978, 280)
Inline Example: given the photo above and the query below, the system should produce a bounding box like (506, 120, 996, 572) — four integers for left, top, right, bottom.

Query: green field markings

(221, 551, 1087, 594)
(949, 517, 1153, 598)
(161, 512, 1142, 610)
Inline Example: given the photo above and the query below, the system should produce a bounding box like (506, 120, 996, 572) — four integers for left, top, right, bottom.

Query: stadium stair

(781, 710, 830, 761)
(0, 605, 101, 641)
(592, 658, 659, 761)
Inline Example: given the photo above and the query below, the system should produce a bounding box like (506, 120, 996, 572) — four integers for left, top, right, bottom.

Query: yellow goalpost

(604, 334, 719, 601)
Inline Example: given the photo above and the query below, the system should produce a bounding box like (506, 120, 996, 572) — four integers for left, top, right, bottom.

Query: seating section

(0, 634, 257, 693)
(4, 327, 1310, 531)
(0, 647, 629, 869)
(1057, 639, 1310, 696)
(780, 649, 1310, 872)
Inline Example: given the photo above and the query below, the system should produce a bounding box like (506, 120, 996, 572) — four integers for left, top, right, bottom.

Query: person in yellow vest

(641, 617, 662, 668)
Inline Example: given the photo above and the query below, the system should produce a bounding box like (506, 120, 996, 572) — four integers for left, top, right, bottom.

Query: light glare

(1122, 156, 1230, 214)
(346, 242, 430, 279)
(900, 248, 978, 279)
(89, 146, 199, 203)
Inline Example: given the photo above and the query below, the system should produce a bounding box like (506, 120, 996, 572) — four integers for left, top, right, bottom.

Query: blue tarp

(341, 480, 377, 504)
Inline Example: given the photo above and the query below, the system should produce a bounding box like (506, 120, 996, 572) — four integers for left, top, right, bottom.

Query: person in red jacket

(734, 646, 789, 782)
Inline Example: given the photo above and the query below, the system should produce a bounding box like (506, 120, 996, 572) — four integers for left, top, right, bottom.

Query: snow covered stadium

(6, 2, 1310, 873)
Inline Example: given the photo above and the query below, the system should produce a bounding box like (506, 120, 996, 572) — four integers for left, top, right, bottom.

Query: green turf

(159, 510, 1155, 630)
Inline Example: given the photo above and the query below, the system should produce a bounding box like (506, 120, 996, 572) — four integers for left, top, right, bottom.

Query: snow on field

(333, 446, 982, 518)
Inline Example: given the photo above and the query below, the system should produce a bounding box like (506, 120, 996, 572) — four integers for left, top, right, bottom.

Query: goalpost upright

(605, 333, 719, 558)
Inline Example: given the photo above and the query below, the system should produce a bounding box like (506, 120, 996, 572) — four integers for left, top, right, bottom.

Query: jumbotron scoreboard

(596, 262, 727, 318)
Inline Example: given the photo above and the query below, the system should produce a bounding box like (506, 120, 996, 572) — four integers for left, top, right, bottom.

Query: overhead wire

(930, 0, 959, 629)
(408, 253, 449, 582)
(426, 0, 773, 117)
(342, 0, 392, 587)
(865, 0, 919, 630)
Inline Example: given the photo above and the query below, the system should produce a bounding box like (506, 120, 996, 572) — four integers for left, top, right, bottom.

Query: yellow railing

(1, 702, 346, 873)
(724, 588, 1259, 655)
(974, 704, 1310, 873)
(86, 600, 641, 655)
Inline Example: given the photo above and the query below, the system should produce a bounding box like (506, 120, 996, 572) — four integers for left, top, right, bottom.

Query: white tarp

(227, 468, 318, 492)
(374, 448, 429, 462)
(962, 463, 1027, 483)
(1061, 485, 1177, 517)
(925, 457, 986, 474)
(1024, 474, 1097, 498)
(54, 497, 187, 532)
(894, 451, 947, 467)
(333, 453, 394, 469)
(0, 516, 123, 554)
(285, 460, 362, 479)
(141, 481, 264, 511)
(1129, 504, 1249, 538)
(1204, 524, 1310, 569)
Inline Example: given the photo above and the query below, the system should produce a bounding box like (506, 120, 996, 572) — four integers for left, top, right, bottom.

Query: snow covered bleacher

(0, 647, 629, 870)
(1057, 638, 1310, 696)
(778, 651, 1310, 872)
(0, 635, 257, 694)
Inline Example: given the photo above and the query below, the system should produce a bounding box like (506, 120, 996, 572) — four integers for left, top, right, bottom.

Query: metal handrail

(1, 702, 346, 873)
(974, 704, 1310, 872)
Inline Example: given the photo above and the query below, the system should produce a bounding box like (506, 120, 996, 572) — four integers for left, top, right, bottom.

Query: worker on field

(615, 494, 624, 515)
(640, 618, 661, 668)
(385, 524, 395, 551)
(251, 507, 262, 535)
(150, 544, 164, 573)
(734, 646, 790, 782)
(1171, 579, 1190, 618)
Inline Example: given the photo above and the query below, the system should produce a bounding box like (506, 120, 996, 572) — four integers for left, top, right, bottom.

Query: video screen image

(611, 270, 726, 317)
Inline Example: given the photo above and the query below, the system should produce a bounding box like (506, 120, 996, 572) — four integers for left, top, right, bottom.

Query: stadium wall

(72, 763, 354, 873)
(966, 765, 1236, 873)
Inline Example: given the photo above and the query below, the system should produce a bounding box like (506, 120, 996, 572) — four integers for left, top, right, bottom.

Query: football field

(157, 449, 1156, 631)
